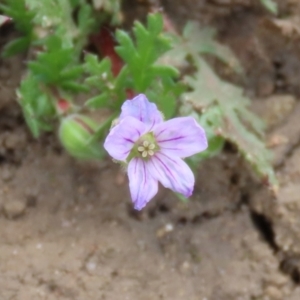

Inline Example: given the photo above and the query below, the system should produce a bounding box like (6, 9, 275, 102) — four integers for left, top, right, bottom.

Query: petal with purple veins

(148, 152, 195, 198)
(153, 117, 208, 158)
(119, 94, 163, 128)
(128, 158, 158, 210)
(104, 116, 146, 161)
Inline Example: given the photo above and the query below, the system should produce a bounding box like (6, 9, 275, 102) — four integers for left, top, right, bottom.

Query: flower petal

(104, 116, 146, 161)
(153, 117, 208, 158)
(128, 158, 158, 210)
(119, 94, 163, 128)
(148, 152, 195, 197)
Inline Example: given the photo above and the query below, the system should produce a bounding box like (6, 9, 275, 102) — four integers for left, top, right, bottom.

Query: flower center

(127, 132, 159, 162)
(137, 140, 156, 158)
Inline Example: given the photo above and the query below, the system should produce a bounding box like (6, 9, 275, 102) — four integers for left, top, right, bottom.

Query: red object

(126, 89, 135, 99)
(90, 26, 135, 99)
(90, 26, 123, 77)
(57, 98, 71, 113)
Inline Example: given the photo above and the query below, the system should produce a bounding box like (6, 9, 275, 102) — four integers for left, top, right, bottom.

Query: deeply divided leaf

(183, 58, 277, 189)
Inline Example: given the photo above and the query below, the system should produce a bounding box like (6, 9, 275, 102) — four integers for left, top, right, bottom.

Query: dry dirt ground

(2, 1, 300, 299)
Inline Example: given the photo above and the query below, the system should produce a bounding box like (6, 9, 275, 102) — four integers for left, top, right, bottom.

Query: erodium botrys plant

(1, 0, 277, 210)
(104, 94, 207, 210)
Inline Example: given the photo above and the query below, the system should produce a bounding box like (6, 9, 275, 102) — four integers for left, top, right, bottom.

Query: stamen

(148, 150, 154, 156)
(133, 132, 159, 160)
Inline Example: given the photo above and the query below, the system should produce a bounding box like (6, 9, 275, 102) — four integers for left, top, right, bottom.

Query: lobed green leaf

(183, 58, 277, 188)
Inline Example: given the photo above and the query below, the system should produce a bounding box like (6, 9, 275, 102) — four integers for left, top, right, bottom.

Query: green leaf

(183, 58, 277, 189)
(84, 55, 112, 81)
(0, 1, 34, 34)
(115, 30, 137, 65)
(165, 22, 243, 73)
(190, 107, 225, 161)
(115, 13, 176, 92)
(60, 81, 88, 93)
(0, 0, 34, 56)
(85, 93, 109, 109)
(27, 35, 85, 91)
(260, 0, 278, 14)
(146, 79, 185, 119)
(25, 0, 78, 42)
(2, 36, 31, 57)
(88, 112, 118, 143)
(174, 192, 189, 203)
(60, 66, 84, 81)
(23, 105, 40, 137)
(148, 65, 179, 79)
(91, 0, 122, 24)
(18, 74, 55, 137)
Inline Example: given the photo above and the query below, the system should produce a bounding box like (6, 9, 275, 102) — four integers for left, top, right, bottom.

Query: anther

(143, 141, 149, 147)
(148, 150, 154, 156)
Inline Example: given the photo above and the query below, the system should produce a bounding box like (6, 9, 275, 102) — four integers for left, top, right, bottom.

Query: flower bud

(56, 99, 72, 115)
(59, 114, 104, 160)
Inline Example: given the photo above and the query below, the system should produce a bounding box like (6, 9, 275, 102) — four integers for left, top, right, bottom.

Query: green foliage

(27, 0, 95, 54)
(0, 0, 277, 189)
(1, 0, 95, 57)
(91, 0, 121, 24)
(18, 74, 55, 137)
(166, 22, 242, 73)
(3, 3, 183, 147)
(2, 0, 99, 137)
(115, 13, 183, 118)
(84, 13, 184, 118)
(0, 0, 35, 56)
(84, 54, 128, 109)
(260, 0, 278, 14)
(28, 35, 86, 92)
(172, 22, 277, 188)
(59, 114, 105, 160)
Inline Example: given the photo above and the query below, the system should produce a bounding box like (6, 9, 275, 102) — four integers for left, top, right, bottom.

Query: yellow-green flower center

(137, 140, 156, 158)
(127, 132, 159, 162)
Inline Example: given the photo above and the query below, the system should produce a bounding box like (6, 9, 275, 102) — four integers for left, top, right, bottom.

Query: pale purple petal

(153, 117, 208, 158)
(119, 94, 163, 128)
(148, 152, 195, 197)
(104, 116, 146, 161)
(128, 158, 158, 210)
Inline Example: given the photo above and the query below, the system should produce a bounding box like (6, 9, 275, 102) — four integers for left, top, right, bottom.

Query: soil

(1, 0, 300, 299)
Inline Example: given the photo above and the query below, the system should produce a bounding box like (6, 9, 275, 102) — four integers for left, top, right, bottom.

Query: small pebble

(86, 261, 97, 272)
(264, 95, 296, 129)
(1, 168, 14, 182)
(179, 261, 190, 273)
(85, 257, 98, 274)
(36, 243, 43, 250)
(156, 223, 174, 238)
(3, 199, 26, 219)
(4, 133, 20, 150)
(266, 273, 288, 286)
(265, 285, 283, 300)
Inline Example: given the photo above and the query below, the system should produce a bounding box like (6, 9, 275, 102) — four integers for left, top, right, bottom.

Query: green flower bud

(59, 114, 104, 160)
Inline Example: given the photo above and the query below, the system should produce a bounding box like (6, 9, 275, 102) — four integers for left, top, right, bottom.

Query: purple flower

(104, 94, 208, 210)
